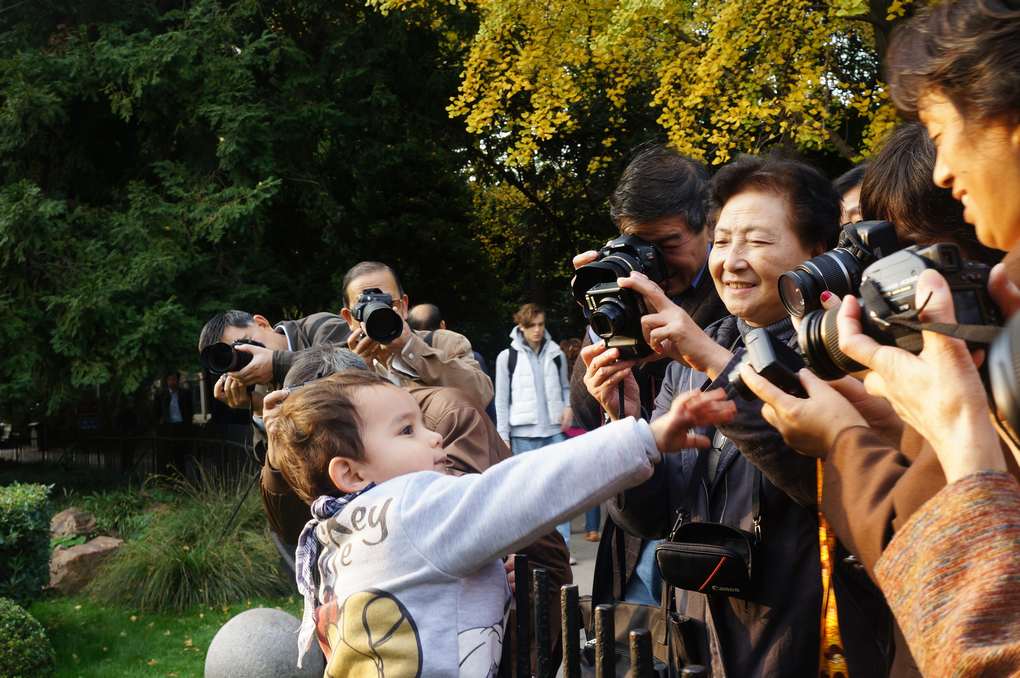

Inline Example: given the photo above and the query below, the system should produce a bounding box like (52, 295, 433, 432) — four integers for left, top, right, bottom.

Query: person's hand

(827, 376, 904, 445)
(559, 406, 574, 433)
(581, 343, 639, 420)
(649, 388, 737, 454)
(988, 262, 1020, 319)
(231, 343, 275, 386)
(383, 318, 413, 353)
(737, 365, 868, 458)
(836, 269, 1004, 482)
(618, 272, 731, 378)
(572, 250, 598, 271)
(346, 326, 386, 365)
(213, 373, 252, 409)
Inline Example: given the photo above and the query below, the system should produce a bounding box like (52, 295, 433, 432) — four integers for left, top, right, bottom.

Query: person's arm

(709, 349, 818, 507)
(398, 330, 494, 410)
(271, 315, 352, 385)
(399, 418, 661, 577)
(821, 425, 945, 577)
(874, 471, 1020, 677)
(494, 349, 511, 443)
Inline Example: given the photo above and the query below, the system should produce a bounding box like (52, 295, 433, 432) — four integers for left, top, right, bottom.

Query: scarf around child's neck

(294, 484, 376, 667)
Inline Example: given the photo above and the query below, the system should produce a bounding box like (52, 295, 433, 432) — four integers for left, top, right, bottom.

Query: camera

(779, 220, 900, 318)
(988, 314, 1020, 435)
(353, 288, 403, 343)
(200, 339, 266, 375)
(571, 235, 669, 359)
(728, 328, 808, 401)
(798, 242, 1001, 380)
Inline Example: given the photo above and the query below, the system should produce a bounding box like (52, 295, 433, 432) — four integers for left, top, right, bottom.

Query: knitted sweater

(875, 471, 1020, 677)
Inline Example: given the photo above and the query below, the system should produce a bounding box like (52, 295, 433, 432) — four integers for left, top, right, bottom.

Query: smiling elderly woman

(583, 155, 895, 676)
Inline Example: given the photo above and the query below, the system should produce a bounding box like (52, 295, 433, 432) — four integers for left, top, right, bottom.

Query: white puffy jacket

(495, 327, 569, 440)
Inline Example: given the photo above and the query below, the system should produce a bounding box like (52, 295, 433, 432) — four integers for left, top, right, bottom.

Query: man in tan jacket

(340, 261, 493, 410)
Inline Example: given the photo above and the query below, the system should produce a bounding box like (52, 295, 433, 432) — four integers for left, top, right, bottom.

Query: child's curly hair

(269, 371, 390, 503)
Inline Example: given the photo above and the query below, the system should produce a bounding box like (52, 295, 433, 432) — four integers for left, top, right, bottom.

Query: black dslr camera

(779, 220, 900, 318)
(571, 235, 669, 359)
(728, 328, 808, 401)
(200, 339, 266, 375)
(798, 242, 1001, 380)
(353, 288, 403, 343)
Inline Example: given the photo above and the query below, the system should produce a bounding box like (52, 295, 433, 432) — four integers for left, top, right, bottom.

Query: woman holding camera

(584, 154, 892, 676)
(743, 2, 1020, 674)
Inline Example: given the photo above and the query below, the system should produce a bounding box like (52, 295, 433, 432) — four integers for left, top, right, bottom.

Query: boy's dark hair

(887, 0, 1020, 123)
(860, 122, 1003, 265)
(610, 144, 711, 235)
(341, 261, 405, 308)
(271, 371, 390, 504)
(198, 310, 254, 352)
(283, 346, 369, 388)
(834, 163, 868, 197)
(709, 154, 841, 250)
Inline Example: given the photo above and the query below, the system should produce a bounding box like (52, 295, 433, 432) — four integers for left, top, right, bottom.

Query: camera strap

(860, 283, 1001, 345)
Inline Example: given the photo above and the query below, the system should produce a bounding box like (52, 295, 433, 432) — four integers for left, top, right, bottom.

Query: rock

(48, 536, 122, 594)
(205, 607, 325, 678)
(50, 507, 96, 539)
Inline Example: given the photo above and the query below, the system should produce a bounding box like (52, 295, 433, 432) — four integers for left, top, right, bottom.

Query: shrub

(90, 470, 290, 611)
(0, 483, 51, 605)
(0, 597, 55, 677)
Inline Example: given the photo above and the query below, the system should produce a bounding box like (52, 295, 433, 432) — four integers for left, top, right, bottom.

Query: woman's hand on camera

(737, 365, 868, 458)
(650, 389, 737, 454)
(618, 272, 731, 379)
(836, 269, 1004, 482)
(581, 343, 640, 420)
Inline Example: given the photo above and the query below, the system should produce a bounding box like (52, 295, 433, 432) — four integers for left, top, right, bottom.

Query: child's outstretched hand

(649, 388, 736, 455)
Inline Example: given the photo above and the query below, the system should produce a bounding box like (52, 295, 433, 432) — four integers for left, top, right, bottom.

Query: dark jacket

(571, 267, 728, 606)
(611, 315, 897, 678)
(271, 313, 352, 385)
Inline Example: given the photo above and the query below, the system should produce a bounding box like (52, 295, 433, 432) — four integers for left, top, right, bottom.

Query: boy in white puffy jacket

(269, 369, 734, 677)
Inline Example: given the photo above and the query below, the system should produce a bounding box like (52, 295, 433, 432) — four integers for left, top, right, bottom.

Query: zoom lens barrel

(797, 308, 865, 380)
(200, 342, 254, 375)
(779, 250, 863, 318)
(591, 299, 628, 340)
(362, 303, 403, 343)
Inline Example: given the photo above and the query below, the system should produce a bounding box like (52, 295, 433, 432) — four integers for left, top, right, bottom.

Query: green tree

(0, 0, 493, 425)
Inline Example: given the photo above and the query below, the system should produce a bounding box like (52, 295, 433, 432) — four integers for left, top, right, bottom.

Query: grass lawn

(29, 594, 302, 678)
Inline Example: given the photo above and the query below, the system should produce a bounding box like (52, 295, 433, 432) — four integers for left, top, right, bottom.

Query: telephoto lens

(200, 340, 262, 375)
(353, 288, 404, 343)
(797, 308, 865, 380)
(988, 314, 1020, 435)
(779, 220, 899, 318)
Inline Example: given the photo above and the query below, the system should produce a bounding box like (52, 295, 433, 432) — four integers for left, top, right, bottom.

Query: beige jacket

(374, 328, 493, 411)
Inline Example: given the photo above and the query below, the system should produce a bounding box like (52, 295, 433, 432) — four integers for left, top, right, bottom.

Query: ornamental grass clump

(90, 470, 290, 612)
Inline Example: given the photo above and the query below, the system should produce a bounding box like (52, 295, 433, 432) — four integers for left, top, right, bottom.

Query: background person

(341, 261, 493, 411)
(834, 163, 867, 224)
(495, 303, 574, 556)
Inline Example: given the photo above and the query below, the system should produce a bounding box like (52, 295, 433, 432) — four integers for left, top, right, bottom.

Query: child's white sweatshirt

(308, 416, 660, 677)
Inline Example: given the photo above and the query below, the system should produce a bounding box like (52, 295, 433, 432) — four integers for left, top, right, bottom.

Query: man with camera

(197, 309, 351, 412)
(340, 261, 493, 411)
(570, 145, 728, 615)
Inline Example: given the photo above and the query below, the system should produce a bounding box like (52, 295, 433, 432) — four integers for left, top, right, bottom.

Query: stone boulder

(49, 536, 122, 594)
(50, 507, 96, 539)
(205, 608, 324, 678)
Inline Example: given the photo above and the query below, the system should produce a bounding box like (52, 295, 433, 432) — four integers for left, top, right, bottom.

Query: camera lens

(798, 308, 865, 380)
(989, 315, 1020, 435)
(363, 303, 403, 343)
(200, 342, 253, 375)
(779, 250, 862, 318)
(591, 299, 627, 339)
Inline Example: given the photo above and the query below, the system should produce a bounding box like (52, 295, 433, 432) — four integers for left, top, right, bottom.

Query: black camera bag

(655, 467, 763, 601)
